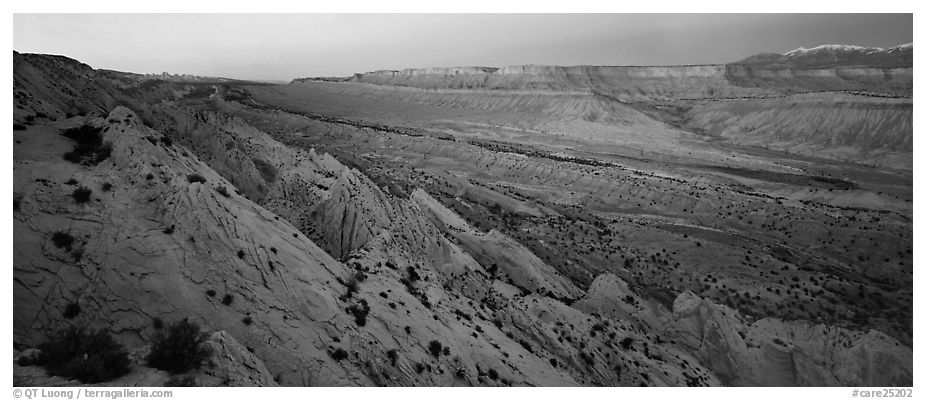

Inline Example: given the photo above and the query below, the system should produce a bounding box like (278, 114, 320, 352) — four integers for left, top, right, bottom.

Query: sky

(13, 14, 913, 81)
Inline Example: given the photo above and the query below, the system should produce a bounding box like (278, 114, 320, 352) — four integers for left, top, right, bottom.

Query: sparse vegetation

(330, 348, 348, 361)
(147, 319, 211, 374)
(61, 125, 111, 166)
(71, 187, 92, 203)
(620, 337, 634, 350)
(340, 276, 359, 300)
(428, 340, 443, 358)
(19, 326, 131, 383)
(346, 299, 370, 326)
(62, 302, 81, 319)
(51, 231, 75, 250)
(186, 174, 207, 184)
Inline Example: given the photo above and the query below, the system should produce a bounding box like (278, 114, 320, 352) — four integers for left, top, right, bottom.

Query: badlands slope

(12, 50, 913, 386)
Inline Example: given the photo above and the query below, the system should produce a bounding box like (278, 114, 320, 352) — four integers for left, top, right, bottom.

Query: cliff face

(324, 63, 911, 101)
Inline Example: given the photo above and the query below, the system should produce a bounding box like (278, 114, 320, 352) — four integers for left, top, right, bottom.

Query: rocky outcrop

(198, 331, 278, 386)
(412, 189, 582, 300)
(13, 107, 358, 384)
(664, 292, 912, 386)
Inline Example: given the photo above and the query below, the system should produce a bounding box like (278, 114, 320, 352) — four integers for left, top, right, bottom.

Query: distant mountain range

(732, 43, 912, 69)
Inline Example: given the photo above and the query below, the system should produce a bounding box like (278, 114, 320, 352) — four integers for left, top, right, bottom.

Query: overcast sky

(13, 14, 913, 81)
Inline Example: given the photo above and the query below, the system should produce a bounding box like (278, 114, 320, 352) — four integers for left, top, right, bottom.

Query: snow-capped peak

(783, 43, 912, 57)
(784, 44, 875, 56)
(887, 43, 913, 52)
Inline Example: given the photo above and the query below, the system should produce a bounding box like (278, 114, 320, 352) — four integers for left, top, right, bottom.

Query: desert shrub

(215, 186, 230, 198)
(160, 136, 173, 147)
(164, 375, 197, 386)
(237, 250, 245, 259)
(162, 225, 175, 235)
(221, 294, 234, 305)
(14, 123, 26, 131)
(63, 302, 81, 319)
(101, 182, 113, 192)
(386, 349, 399, 366)
(619, 337, 634, 350)
(580, 351, 595, 365)
(206, 289, 216, 297)
(51, 231, 75, 250)
(147, 319, 211, 374)
(414, 363, 425, 374)
(72, 187, 92, 203)
(406, 266, 421, 282)
(330, 348, 348, 361)
(22, 326, 131, 383)
(242, 316, 253, 325)
(186, 174, 207, 184)
(428, 340, 443, 358)
(340, 277, 359, 300)
(65, 178, 79, 185)
(152, 317, 164, 330)
(146, 173, 154, 180)
(61, 125, 111, 166)
(14, 194, 22, 211)
(346, 300, 370, 326)
(487, 368, 499, 380)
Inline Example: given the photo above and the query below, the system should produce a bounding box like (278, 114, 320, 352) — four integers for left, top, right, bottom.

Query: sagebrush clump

(61, 125, 111, 166)
(147, 319, 211, 374)
(72, 187, 92, 203)
(186, 174, 207, 184)
(19, 326, 131, 383)
(51, 231, 75, 250)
